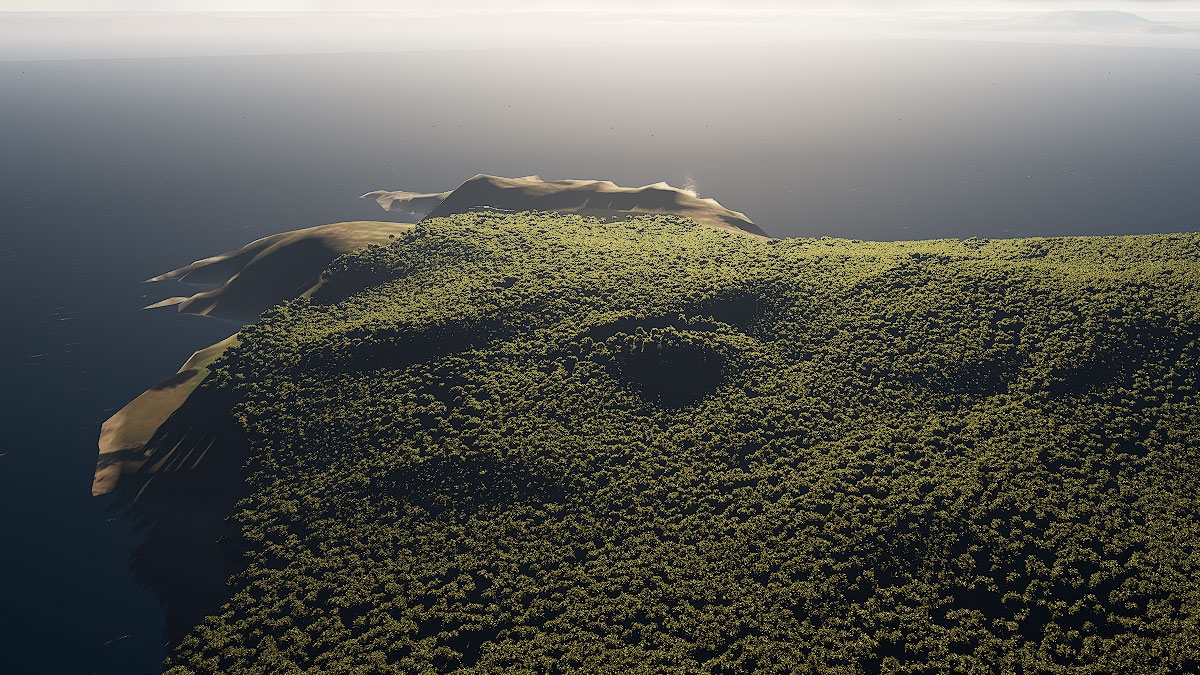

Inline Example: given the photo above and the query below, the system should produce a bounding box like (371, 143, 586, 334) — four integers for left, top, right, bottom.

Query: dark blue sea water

(1, 40, 1198, 674)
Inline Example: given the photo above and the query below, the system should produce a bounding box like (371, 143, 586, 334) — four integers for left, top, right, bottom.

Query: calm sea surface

(1, 41, 1198, 673)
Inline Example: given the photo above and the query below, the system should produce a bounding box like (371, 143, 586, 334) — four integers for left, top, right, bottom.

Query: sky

(6, 0, 1200, 60)
(3, 0, 1200, 13)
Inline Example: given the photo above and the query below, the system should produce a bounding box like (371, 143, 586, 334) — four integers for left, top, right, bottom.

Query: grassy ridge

(169, 212, 1200, 673)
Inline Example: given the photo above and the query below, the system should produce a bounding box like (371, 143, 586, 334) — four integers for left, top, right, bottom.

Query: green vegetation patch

(169, 213, 1200, 674)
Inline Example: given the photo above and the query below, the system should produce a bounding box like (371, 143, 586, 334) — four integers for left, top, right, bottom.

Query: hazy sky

(6, 0, 1200, 60)
(4, 0, 1200, 12)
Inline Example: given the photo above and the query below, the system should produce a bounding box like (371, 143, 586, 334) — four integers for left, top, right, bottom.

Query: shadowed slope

(93, 335, 240, 496)
(109, 377, 252, 647)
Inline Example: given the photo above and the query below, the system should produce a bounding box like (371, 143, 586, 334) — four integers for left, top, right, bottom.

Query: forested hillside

(167, 212, 1200, 673)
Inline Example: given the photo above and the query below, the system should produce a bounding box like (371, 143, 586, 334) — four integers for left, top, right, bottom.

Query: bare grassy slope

(364, 174, 768, 238)
(146, 221, 412, 322)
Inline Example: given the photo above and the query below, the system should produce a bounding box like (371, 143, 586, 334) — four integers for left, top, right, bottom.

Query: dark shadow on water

(109, 384, 250, 649)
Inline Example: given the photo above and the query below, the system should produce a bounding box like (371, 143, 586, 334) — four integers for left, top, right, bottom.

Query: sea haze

(0, 39, 1197, 674)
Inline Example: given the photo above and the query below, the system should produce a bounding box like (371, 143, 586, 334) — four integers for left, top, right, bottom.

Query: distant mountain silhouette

(963, 10, 1200, 34)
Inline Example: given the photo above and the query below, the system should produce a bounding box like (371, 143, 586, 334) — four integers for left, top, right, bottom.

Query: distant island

(941, 10, 1200, 35)
(97, 177, 1200, 673)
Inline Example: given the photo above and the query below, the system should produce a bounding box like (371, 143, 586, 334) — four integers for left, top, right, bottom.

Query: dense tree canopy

(167, 212, 1200, 674)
